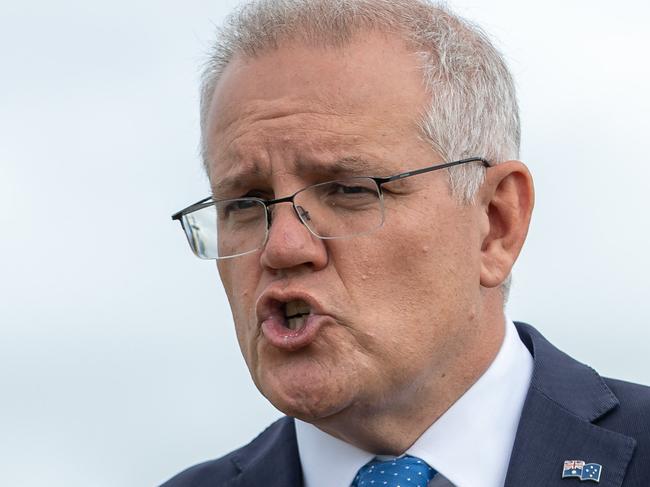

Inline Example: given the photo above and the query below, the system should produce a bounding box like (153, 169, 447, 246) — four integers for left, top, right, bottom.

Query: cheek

(218, 258, 256, 303)
(333, 208, 480, 325)
(217, 260, 258, 343)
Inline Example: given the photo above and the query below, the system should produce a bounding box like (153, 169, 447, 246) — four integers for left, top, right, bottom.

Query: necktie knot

(352, 455, 436, 487)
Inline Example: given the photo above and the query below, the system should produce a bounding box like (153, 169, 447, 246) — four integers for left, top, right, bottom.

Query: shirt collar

(295, 318, 533, 487)
(295, 418, 375, 487)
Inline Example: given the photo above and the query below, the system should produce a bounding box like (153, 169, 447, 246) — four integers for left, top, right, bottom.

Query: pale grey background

(1, 1, 649, 486)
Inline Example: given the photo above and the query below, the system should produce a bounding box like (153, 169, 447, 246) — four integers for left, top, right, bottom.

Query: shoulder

(159, 454, 239, 487)
(159, 417, 295, 487)
(509, 322, 650, 484)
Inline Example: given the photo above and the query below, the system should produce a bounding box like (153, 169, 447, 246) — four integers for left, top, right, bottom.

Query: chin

(257, 369, 352, 421)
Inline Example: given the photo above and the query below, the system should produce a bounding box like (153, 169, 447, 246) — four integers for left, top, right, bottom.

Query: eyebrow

(211, 163, 264, 197)
(211, 155, 385, 197)
(296, 156, 382, 177)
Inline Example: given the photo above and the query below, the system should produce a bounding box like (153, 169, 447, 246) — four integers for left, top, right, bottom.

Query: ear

(478, 160, 535, 288)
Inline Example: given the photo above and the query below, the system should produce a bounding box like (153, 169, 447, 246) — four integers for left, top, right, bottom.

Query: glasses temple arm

(375, 157, 489, 185)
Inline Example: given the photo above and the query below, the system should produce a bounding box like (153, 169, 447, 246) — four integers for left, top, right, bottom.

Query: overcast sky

(1, 1, 649, 486)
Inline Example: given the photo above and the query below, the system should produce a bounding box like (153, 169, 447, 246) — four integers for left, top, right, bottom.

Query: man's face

(205, 33, 489, 426)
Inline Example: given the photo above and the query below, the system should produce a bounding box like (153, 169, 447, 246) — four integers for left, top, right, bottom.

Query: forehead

(204, 31, 432, 184)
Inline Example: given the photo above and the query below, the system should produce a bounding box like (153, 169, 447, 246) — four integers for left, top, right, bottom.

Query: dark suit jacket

(161, 323, 650, 486)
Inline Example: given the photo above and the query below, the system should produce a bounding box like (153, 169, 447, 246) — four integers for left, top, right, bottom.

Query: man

(165, 1, 649, 485)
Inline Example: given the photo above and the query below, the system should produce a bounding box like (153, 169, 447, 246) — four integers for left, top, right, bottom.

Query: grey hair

(200, 0, 520, 298)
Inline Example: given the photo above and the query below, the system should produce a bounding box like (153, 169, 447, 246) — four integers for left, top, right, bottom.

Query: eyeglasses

(172, 157, 489, 260)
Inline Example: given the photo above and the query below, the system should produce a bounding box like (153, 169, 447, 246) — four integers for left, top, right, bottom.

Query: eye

(218, 198, 263, 219)
(229, 199, 259, 210)
(329, 182, 376, 196)
(309, 179, 380, 211)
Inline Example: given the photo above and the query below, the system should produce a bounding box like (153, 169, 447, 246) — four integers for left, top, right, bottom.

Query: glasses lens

(181, 199, 267, 259)
(295, 177, 384, 238)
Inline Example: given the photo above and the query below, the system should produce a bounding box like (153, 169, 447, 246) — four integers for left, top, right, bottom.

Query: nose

(259, 203, 328, 273)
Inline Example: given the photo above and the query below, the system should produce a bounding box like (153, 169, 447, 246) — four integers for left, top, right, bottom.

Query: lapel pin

(562, 460, 602, 483)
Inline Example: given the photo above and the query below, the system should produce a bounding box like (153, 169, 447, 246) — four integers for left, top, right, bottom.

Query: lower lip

(260, 314, 325, 351)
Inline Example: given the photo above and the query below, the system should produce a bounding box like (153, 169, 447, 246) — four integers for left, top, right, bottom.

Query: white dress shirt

(295, 318, 534, 487)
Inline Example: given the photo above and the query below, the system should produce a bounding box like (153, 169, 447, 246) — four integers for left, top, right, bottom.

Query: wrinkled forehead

(206, 105, 397, 198)
(203, 33, 433, 192)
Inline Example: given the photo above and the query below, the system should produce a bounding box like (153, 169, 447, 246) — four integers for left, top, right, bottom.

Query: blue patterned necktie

(351, 455, 437, 487)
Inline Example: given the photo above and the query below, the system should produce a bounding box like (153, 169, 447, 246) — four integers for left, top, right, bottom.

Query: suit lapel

(227, 417, 303, 487)
(505, 323, 636, 487)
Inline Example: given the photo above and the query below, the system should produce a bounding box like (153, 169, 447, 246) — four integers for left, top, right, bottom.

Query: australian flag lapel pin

(562, 460, 603, 483)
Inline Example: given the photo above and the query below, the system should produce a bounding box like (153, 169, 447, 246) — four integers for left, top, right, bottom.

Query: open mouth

(283, 299, 311, 331)
(257, 293, 324, 350)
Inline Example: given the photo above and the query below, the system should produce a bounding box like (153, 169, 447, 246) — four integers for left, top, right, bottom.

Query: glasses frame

(171, 157, 490, 258)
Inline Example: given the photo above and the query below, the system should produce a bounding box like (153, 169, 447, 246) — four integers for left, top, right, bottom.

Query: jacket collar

(505, 322, 636, 487)
(227, 417, 303, 487)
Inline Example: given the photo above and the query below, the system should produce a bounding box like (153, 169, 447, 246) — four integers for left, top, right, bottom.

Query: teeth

(285, 300, 311, 318)
(282, 300, 311, 331)
(287, 315, 307, 331)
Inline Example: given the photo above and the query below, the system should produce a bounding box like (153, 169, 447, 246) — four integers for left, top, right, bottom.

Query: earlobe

(479, 161, 535, 288)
